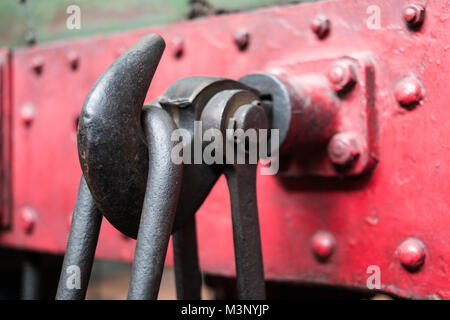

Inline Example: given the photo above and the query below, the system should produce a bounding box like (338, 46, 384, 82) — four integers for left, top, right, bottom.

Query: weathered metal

(0, 49, 12, 230)
(224, 164, 266, 299)
(127, 106, 182, 300)
(327, 132, 361, 167)
(397, 238, 426, 272)
(264, 54, 378, 178)
(403, 3, 426, 29)
(173, 217, 202, 300)
(0, 0, 449, 299)
(310, 15, 330, 39)
(21, 255, 42, 300)
(55, 177, 102, 300)
(199, 87, 268, 299)
(311, 231, 336, 262)
(64, 31, 270, 299)
(77, 34, 165, 239)
(394, 75, 425, 109)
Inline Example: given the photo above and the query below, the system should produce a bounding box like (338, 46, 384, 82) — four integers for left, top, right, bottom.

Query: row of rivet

(311, 3, 425, 39)
(20, 205, 426, 273)
(312, 231, 426, 272)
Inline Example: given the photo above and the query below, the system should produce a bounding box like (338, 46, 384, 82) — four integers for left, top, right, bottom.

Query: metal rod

(225, 164, 266, 300)
(55, 176, 102, 300)
(21, 254, 41, 300)
(127, 106, 182, 300)
(173, 217, 202, 300)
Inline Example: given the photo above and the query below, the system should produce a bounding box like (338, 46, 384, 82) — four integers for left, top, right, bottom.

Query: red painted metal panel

(0, 49, 12, 230)
(0, 0, 449, 299)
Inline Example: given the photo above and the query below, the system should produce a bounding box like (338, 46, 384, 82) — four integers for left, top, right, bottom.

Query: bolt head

(172, 36, 184, 58)
(328, 132, 360, 167)
(233, 29, 250, 51)
(233, 102, 268, 132)
(67, 51, 79, 70)
(20, 103, 36, 125)
(403, 7, 417, 23)
(395, 76, 424, 109)
(25, 30, 36, 46)
(327, 60, 357, 92)
(312, 231, 335, 261)
(398, 238, 426, 271)
(31, 56, 44, 75)
(229, 102, 267, 148)
(311, 16, 330, 39)
(403, 4, 425, 28)
(21, 207, 37, 233)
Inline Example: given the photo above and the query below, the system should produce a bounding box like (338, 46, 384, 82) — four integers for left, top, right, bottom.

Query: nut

(328, 132, 361, 167)
(327, 59, 357, 93)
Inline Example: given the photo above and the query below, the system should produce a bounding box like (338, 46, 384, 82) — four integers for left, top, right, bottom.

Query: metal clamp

(57, 34, 268, 300)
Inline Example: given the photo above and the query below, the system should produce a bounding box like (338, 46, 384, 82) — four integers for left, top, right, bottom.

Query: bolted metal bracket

(245, 53, 378, 178)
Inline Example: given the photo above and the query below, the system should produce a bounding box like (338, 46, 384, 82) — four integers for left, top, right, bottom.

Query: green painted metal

(0, 0, 317, 48)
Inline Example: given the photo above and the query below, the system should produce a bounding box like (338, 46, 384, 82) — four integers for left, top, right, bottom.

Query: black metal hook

(127, 106, 183, 299)
(58, 33, 268, 300)
(77, 34, 165, 239)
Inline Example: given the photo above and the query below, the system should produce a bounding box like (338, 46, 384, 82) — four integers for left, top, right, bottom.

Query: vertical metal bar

(21, 255, 41, 300)
(127, 107, 182, 300)
(173, 217, 202, 300)
(55, 176, 102, 300)
(225, 164, 266, 300)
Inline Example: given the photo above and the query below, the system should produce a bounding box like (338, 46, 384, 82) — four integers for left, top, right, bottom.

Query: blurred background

(0, 0, 307, 48)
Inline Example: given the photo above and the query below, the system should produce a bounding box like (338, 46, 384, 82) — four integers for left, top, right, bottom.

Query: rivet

(31, 56, 44, 75)
(172, 36, 185, 58)
(311, 15, 330, 39)
(398, 238, 426, 271)
(21, 207, 37, 234)
(395, 75, 424, 109)
(67, 51, 79, 70)
(25, 30, 36, 46)
(328, 132, 361, 167)
(327, 59, 357, 93)
(20, 102, 36, 125)
(233, 29, 250, 51)
(311, 231, 335, 261)
(403, 3, 425, 28)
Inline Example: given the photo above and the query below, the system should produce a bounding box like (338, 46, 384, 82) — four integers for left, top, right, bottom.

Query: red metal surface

(0, 0, 449, 299)
(275, 53, 378, 177)
(0, 48, 12, 229)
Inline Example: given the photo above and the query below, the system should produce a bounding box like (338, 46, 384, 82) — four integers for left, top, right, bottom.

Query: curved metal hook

(78, 34, 165, 239)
